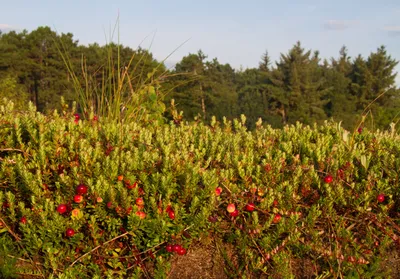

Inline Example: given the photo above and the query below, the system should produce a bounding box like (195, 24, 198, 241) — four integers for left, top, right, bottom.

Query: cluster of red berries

(56, 184, 88, 215)
(73, 184, 88, 204)
(226, 203, 238, 217)
(226, 202, 282, 224)
(166, 244, 186, 255)
(74, 113, 80, 124)
(55, 184, 88, 238)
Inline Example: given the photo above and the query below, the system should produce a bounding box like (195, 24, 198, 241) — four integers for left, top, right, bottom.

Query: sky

(1, 0, 400, 84)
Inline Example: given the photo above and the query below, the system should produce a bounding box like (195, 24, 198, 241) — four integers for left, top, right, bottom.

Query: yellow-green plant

(1, 100, 399, 278)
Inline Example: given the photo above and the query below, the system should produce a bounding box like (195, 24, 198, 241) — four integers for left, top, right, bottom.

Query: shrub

(0, 103, 399, 278)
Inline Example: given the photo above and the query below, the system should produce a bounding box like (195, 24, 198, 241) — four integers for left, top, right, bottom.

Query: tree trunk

(200, 82, 206, 120)
(277, 104, 287, 124)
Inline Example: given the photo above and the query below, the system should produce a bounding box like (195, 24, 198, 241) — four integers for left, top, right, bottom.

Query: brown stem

(69, 231, 129, 267)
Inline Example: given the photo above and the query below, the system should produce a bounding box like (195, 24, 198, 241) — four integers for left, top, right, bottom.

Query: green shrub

(0, 102, 399, 278)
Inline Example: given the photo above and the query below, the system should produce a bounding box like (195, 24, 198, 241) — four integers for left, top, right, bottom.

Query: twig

(138, 241, 166, 256)
(0, 217, 45, 278)
(69, 231, 129, 267)
(0, 148, 30, 157)
(7, 255, 64, 272)
(250, 236, 272, 269)
(219, 181, 232, 194)
(15, 272, 43, 277)
(0, 216, 21, 241)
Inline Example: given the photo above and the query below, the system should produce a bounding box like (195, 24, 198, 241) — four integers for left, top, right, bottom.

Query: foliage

(0, 101, 399, 278)
(2, 27, 399, 131)
(0, 26, 167, 118)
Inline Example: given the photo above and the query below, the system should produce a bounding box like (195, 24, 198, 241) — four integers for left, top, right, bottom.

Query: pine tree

(270, 41, 329, 125)
(203, 58, 238, 120)
(322, 46, 357, 128)
(259, 50, 271, 73)
(169, 50, 207, 120)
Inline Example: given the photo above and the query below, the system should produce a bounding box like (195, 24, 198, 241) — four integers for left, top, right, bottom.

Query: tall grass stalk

(54, 17, 188, 126)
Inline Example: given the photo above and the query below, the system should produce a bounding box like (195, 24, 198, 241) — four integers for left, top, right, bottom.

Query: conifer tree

(168, 50, 207, 120)
(270, 41, 329, 125)
(323, 46, 356, 128)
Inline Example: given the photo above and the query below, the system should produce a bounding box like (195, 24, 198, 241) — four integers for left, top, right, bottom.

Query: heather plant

(0, 99, 399, 278)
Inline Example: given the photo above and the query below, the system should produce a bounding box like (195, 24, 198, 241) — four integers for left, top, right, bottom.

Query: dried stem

(69, 231, 129, 267)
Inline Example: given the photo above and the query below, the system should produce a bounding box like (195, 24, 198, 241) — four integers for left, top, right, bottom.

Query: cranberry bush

(0, 103, 399, 278)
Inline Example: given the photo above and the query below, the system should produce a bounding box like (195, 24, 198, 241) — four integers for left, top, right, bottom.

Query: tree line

(1, 26, 399, 130)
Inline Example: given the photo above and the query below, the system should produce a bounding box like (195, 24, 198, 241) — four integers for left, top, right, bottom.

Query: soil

(167, 239, 229, 279)
(167, 241, 400, 279)
(5, 240, 400, 278)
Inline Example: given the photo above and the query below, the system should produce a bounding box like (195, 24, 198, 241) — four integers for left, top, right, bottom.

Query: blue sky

(1, 0, 400, 84)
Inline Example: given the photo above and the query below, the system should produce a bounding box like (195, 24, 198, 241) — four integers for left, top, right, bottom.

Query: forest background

(0, 26, 399, 130)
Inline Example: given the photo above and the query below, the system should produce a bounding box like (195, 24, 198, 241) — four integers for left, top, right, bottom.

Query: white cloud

(0, 24, 12, 29)
(383, 25, 400, 36)
(0, 24, 14, 32)
(383, 26, 400, 31)
(324, 20, 358, 31)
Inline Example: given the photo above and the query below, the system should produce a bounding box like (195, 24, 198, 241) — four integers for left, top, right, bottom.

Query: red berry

(357, 127, 363, 134)
(126, 181, 137, 190)
(273, 199, 279, 207)
(230, 209, 239, 217)
(168, 210, 175, 220)
(377, 194, 385, 203)
(324, 175, 333, 184)
(57, 204, 67, 214)
(273, 213, 281, 224)
(107, 201, 113, 209)
(166, 244, 173, 252)
(20, 216, 27, 224)
(215, 187, 222, 196)
(76, 184, 88, 195)
(135, 211, 146, 219)
(66, 228, 75, 238)
(245, 203, 255, 212)
(117, 175, 124, 181)
(93, 115, 98, 121)
(227, 203, 236, 213)
(136, 198, 144, 206)
(166, 205, 173, 213)
(177, 247, 186, 255)
(172, 244, 181, 253)
(73, 195, 83, 203)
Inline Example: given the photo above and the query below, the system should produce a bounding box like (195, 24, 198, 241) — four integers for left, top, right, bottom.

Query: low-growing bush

(0, 102, 399, 278)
